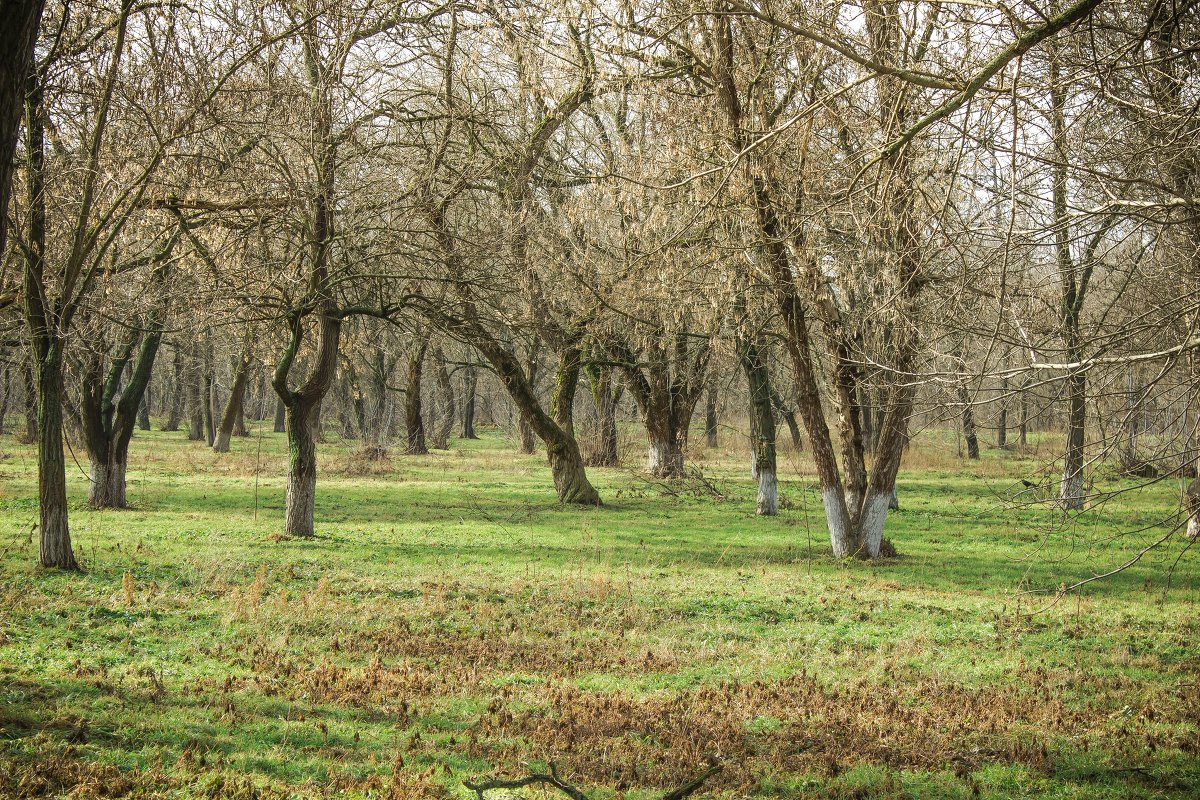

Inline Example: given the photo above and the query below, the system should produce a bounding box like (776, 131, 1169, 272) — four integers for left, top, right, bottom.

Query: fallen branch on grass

(464, 760, 723, 800)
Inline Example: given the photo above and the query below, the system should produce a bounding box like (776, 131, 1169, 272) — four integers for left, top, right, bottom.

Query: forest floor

(0, 423, 1197, 799)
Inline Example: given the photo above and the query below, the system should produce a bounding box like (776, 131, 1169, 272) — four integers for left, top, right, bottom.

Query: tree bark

(162, 346, 183, 431)
(213, 348, 251, 453)
(273, 396, 286, 433)
(34, 353, 76, 569)
(517, 339, 540, 454)
(958, 383, 979, 459)
(460, 363, 479, 439)
(739, 332, 778, 516)
(704, 378, 718, 448)
(405, 335, 429, 455)
(0, 0, 45, 259)
(585, 362, 621, 466)
(0, 364, 10, 436)
(430, 347, 455, 449)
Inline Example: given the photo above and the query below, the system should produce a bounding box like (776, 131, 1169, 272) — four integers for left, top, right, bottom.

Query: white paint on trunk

(1188, 515, 1200, 540)
(860, 489, 891, 558)
(647, 438, 671, 476)
(756, 467, 778, 516)
(823, 489, 854, 558)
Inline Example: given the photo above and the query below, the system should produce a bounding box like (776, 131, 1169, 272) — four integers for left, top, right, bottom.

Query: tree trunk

(460, 364, 479, 439)
(585, 364, 621, 466)
(203, 373, 217, 446)
(273, 396, 286, 433)
(137, 393, 151, 431)
(430, 347, 455, 449)
(997, 375, 1008, 449)
(34, 352, 77, 569)
(284, 399, 318, 537)
(1060, 371, 1086, 509)
(1019, 377, 1030, 447)
(704, 378, 718, 448)
(958, 384, 979, 459)
(405, 336, 429, 455)
(771, 388, 803, 450)
(517, 341, 540, 454)
(213, 352, 251, 453)
(0, 0, 45, 260)
(162, 347, 183, 431)
(0, 364, 10, 435)
(739, 333, 778, 516)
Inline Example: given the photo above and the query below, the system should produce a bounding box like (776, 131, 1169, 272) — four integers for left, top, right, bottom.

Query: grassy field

(0, 422, 1197, 799)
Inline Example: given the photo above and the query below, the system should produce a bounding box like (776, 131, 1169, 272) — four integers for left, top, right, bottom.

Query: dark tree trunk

(273, 396, 286, 433)
(1019, 377, 1030, 447)
(34, 353, 76, 569)
(460, 364, 479, 439)
(405, 335, 429, 455)
(22, 71, 76, 569)
(704, 378, 718, 448)
(1060, 371, 1086, 509)
(997, 374, 1008, 449)
(0, 1, 45, 259)
(0, 364, 10, 435)
(958, 384, 979, 460)
(203, 373, 216, 447)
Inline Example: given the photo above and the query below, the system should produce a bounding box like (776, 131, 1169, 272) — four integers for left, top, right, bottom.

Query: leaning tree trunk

(213, 353, 251, 453)
(517, 342, 539, 454)
(474, 336, 600, 505)
(404, 336, 429, 455)
(460, 364, 479, 439)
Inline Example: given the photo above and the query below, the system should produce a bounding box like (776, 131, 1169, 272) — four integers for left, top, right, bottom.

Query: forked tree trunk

(460, 364, 479, 439)
(405, 336, 429, 455)
(476, 336, 600, 505)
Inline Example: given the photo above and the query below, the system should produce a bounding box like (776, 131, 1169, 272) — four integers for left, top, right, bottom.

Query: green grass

(0, 422, 1197, 798)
